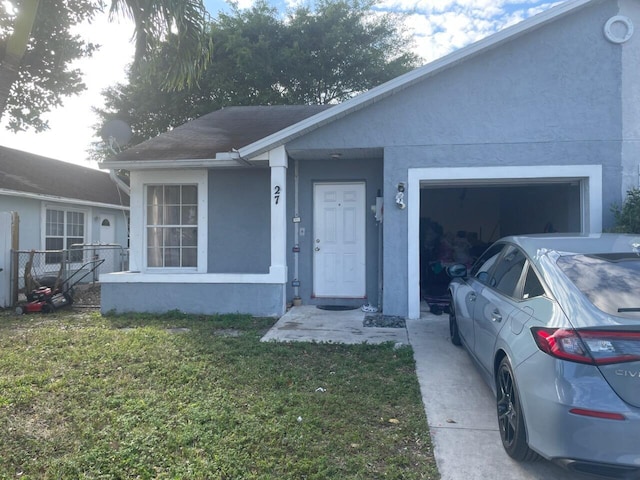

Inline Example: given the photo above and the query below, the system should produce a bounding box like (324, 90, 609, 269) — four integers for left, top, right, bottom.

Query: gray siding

(208, 169, 271, 273)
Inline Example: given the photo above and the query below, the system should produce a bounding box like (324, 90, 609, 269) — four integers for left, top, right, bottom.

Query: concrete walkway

(261, 305, 408, 345)
(262, 306, 593, 480)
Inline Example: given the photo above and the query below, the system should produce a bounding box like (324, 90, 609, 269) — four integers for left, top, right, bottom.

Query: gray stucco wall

(101, 282, 285, 317)
(208, 168, 271, 273)
(288, 1, 626, 316)
(621, 0, 640, 194)
(285, 158, 383, 307)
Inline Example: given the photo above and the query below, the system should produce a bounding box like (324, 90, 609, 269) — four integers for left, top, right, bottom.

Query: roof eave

(0, 188, 130, 210)
(100, 151, 257, 170)
(239, 0, 596, 160)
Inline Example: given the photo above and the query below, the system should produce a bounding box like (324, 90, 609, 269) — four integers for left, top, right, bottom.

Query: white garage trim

(407, 165, 603, 319)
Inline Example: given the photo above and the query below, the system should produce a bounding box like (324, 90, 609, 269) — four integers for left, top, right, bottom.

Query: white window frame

(130, 170, 208, 273)
(42, 205, 90, 268)
(146, 184, 199, 269)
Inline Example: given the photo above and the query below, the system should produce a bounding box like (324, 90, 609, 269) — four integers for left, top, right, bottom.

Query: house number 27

(274, 185, 281, 204)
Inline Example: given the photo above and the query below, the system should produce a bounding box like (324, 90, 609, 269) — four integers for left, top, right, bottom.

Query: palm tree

(0, 0, 210, 123)
(108, 0, 211, 88)
(0, 0, 39, 120)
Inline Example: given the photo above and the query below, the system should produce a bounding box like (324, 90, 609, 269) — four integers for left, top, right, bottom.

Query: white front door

(99, 215, 116, 273)
(100, 215, 115, 244)
(313, 182, 366, 298)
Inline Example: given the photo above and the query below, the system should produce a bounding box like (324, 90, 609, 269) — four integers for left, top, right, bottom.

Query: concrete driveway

(262, 306, 596, 480)
(407, 314, 594, 480)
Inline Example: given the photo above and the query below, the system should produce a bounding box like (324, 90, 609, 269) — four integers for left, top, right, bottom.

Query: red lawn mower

(16, 257, 105, 315)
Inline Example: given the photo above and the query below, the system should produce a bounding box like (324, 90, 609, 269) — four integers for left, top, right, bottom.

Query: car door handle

(491, 309, 502, 323)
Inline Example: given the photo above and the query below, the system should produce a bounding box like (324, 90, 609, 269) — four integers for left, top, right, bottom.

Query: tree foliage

(1, 0, 100, 131)
(94, 0, 420, 152)
(0, 0, 211, 132)
(611, 188, 640, 233)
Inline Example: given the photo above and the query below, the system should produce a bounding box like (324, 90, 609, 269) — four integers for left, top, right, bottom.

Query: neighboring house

(0, 146, 130, 306)
(99, 0, 640, 319)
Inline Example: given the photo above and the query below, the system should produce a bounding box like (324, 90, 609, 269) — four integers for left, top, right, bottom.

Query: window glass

(164, 186, 181, 205)
(45, 208, 85, 264)
(165, 206, 180, 225)
(146, 184, 198, 268)
(491, 246, 526, 297)
(557, 253, 640, 318)
(46, 209, 64, 236)
(182, 206, 197, 225)
(182, 185, 197, 204)
(182, 248, 197, 267)
(470, 243, 505, 283)
(522, 265, 545, 299)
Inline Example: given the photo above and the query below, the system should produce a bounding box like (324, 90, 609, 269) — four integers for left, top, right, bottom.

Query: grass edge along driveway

(0, 311, 439, 479)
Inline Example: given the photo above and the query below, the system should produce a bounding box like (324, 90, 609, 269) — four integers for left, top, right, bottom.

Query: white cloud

(0, 10, 134, 168)
(386, 0, 559, 62)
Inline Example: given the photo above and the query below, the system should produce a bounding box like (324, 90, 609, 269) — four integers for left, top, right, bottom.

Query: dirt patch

(70, 283, 101, 307)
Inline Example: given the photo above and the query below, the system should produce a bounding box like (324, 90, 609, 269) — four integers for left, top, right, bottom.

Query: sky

(0, 0, 560, 168)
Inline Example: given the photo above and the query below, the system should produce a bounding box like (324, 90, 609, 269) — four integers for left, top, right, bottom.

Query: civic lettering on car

(615, 370, 640, 378)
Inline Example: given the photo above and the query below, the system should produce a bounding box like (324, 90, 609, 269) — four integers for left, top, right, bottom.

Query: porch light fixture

(396, 183, 406, 209)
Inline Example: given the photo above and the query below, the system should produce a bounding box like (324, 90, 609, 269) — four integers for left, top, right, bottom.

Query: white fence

(0, 212, 16, 308)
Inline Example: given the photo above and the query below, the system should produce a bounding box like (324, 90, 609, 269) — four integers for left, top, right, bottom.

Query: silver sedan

(447, 233, 640, 478)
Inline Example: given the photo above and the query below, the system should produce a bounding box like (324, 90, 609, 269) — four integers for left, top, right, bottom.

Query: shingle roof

(112, 105, 333, 162)
(0, 146, 129, 207)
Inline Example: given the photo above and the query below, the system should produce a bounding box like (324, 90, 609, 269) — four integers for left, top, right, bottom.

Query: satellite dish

(101, 119, 133, 153)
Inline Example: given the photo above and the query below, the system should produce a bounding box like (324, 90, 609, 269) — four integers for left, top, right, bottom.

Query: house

(99, 0, 640, 319)
(0, 146, 130, 307)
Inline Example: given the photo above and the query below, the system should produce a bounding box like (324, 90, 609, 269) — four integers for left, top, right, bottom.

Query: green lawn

(0, 310, 439, 479)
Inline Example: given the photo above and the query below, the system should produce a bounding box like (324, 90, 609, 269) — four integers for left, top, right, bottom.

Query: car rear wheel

(449, 294, 462, 346)
(496, 357, 538, 461)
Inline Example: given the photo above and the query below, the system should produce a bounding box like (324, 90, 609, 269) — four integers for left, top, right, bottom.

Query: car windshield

(557, 253, 640, 318)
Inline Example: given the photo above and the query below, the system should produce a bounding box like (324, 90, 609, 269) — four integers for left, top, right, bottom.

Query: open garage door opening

(419, 182, 581, 308)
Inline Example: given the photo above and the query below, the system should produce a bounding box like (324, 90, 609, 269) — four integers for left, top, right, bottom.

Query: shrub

(611, 188, 640, 233)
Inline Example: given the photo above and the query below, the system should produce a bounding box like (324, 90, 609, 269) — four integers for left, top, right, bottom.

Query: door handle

(491, 309, 502, 323)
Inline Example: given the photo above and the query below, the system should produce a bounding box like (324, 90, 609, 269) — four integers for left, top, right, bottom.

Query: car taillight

(531, 328, 640, 365)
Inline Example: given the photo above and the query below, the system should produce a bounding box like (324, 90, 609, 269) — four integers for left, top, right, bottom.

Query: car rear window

(557, 253, 640, 318)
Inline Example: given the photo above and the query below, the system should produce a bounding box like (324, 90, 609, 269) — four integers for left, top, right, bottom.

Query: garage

(406, 165, 603, 318)
(419, 182, 581, 305)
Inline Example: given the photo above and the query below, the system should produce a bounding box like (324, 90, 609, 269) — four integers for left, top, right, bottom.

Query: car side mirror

(447, 264, 467, 278)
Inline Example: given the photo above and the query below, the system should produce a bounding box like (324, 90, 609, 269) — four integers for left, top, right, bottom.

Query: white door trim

(407, 165, 603, 319)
